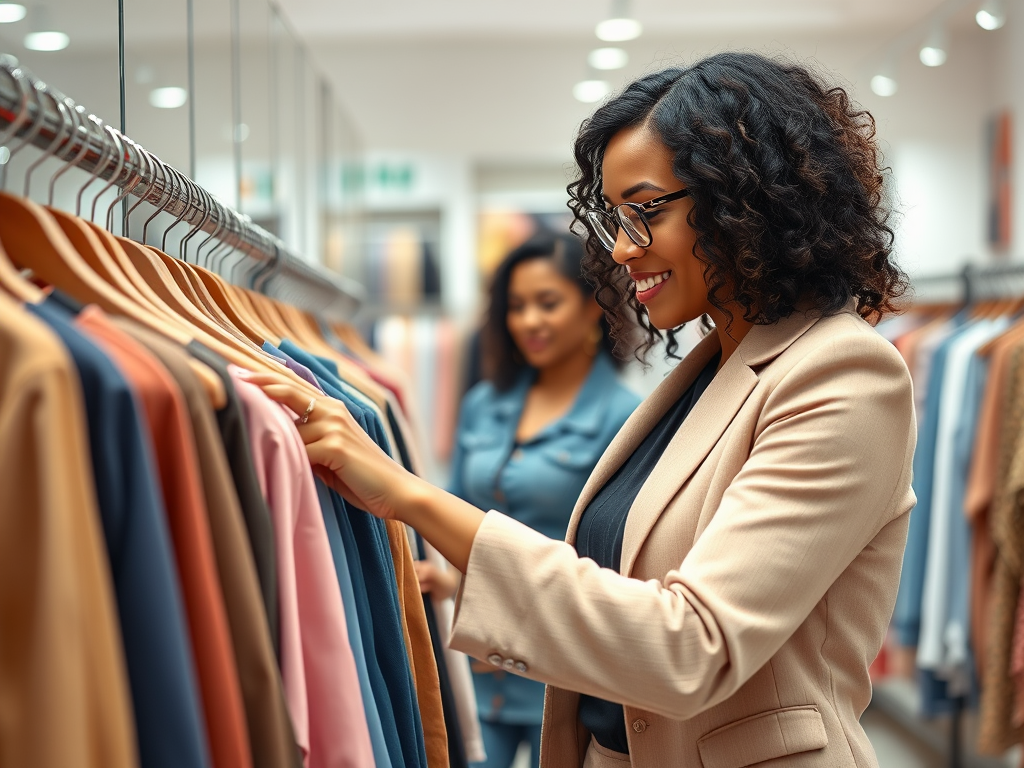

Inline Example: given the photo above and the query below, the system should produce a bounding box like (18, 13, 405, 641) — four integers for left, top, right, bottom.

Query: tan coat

(450, 303, 916, 768)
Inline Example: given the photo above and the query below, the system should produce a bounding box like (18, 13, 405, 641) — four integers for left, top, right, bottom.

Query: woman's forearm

(403, 479, 487, 573)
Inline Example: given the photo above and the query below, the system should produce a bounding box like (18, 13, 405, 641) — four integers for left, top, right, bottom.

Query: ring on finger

(297, 398, 316, 424)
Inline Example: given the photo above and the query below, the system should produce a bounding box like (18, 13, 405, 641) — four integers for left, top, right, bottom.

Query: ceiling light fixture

(0, 4, 26, 23)
(870, 74, 898, 97)
(588, 47, 628, 70)
(976, 0, 1006, 29)
(23, 30, 69, 51)
(23, 7, 68, 51)
(574, 79, 611, 103)
(919, 26, 948, 67)
(596, 0, 642, 42)
(149, 86, 188, 109)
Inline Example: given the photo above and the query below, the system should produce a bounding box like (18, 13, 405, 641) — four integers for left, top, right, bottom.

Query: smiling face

(601, 123, 715, 331)
(505, 257, 603, 371)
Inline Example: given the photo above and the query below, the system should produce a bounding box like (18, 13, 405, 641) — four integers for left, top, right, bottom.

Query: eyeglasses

(584, 188, 691, 252)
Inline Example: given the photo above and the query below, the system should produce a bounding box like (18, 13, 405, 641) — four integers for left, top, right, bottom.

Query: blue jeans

(471, 720, 541, 768)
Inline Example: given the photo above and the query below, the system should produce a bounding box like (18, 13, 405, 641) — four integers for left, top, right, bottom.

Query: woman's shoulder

(763, 307, 913, 396)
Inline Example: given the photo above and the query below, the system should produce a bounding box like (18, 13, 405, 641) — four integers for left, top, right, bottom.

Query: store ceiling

(278, 0, 951, 40)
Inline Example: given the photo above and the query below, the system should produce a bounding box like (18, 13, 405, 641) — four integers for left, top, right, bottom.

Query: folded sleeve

(449, 333, 916, 720)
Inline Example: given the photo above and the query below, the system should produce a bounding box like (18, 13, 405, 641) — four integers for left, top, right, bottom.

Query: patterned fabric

(978, 342, 1024, 752)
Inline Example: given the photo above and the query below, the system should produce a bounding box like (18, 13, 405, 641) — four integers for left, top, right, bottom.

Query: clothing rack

(0, 54, 365, 321)
(869, 262, 1024, 768)
(913, 263, 1024, 305)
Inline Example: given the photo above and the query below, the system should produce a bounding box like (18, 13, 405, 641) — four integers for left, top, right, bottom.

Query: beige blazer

(450, 302, 916, 768)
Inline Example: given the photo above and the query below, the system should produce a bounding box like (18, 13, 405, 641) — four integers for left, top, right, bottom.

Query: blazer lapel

(616, 307, 836, 576)
(565, 331, 722, 544)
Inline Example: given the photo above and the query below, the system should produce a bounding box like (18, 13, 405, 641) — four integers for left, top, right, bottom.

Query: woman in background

(415, 232, 640, 768)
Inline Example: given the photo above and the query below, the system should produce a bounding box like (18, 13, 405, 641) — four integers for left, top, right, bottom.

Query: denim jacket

(448, 353, 640, 724)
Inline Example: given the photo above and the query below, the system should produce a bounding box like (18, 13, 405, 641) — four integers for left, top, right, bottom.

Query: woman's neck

(535, 347, 597, 392)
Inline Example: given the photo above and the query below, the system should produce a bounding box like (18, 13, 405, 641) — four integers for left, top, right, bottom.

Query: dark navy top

(574, 352, 720, 754)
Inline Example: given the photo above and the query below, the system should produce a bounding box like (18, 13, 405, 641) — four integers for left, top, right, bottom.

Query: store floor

(503, 709, 1019, 767)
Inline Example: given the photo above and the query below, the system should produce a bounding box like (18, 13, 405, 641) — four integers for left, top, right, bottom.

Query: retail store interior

(3, 0, 1024, 766)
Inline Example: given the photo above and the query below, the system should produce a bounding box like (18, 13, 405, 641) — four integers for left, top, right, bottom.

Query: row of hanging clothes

(0, 59, 483, 768)
(874, 264, 1024, 765)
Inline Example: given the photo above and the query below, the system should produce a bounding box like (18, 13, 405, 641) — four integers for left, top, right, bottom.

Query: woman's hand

(240, 369, 487, 572)
(413, 560, 461, 600)
(240, 370, 422, 521)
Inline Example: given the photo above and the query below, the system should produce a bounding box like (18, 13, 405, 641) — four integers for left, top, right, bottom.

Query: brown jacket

(450, 304, 916, 767)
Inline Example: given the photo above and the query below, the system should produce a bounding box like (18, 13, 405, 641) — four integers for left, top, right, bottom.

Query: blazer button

(502, 658, 516, 671)
(487, 654, 503, 667)
(514, 661, 528, 673)
(631, 719, 648, 734)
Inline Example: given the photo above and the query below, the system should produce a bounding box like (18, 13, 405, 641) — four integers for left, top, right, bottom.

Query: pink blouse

(230, 367, 375, 768)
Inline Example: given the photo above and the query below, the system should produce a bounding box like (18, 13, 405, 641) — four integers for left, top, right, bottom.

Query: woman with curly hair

(245, 52, 916, 767)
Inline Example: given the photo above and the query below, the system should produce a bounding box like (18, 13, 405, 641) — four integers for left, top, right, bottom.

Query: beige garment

(450, 303, 916, 768)
(0, 294, 138, 768)
(583, 738, 630, 767)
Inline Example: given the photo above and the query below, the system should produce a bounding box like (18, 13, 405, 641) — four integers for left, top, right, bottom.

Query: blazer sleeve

(448, 333, 916, 720)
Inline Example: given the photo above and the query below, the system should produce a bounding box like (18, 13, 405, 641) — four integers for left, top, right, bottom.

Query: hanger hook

(211, 206, 241, 274)
(22, 88, 68, 198)
(180, 182, 212, 262)
(2, 70, 49, 189)
(48, 101, 87, 206)
(161, 167, 194, 253)
(90, 125, 127, 224)
(142, 157, 177, 244)
(75, 116, 114, 217)
(0, 57, 31, 151)
(125, 143, 159, 232)
(195, 194, 226, 268)
(106, 137, 145, 233)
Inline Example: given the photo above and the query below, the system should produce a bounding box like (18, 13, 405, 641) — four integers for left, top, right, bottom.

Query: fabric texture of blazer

(449, 302, 917, 768)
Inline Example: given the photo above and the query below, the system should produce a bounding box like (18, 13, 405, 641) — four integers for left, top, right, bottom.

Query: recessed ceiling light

(0, 4, 27, 23)
(574, 79, 610, 103)
(919, 45, 947, 67)
(870, 74, 898, 97)
(149, 86, 188, 109)
(588, 47, 628, 70)
(919, 27, 947, 67)
(976, 0, 1006, 29)
(23, 30, 69, 51)
(596, 17, 642, 42)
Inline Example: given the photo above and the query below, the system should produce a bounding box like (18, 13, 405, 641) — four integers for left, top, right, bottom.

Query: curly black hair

(482, 231, 625, 391)
(568, 51, 909, 361)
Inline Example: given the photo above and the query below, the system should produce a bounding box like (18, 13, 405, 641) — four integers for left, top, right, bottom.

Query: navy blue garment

(314, 479, 394, 768)
(278, 339, 428, 768)
(574, 352, 719, 754)
(28, 300, 211, 768)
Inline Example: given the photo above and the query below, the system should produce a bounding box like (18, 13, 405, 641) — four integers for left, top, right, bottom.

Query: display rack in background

(869, 263, 1024, 768)
(0, 55, 364, 317)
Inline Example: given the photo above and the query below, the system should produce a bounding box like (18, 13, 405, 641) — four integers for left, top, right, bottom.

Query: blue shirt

(450, 353, 640, 723)
(276, 340, 428, 768)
